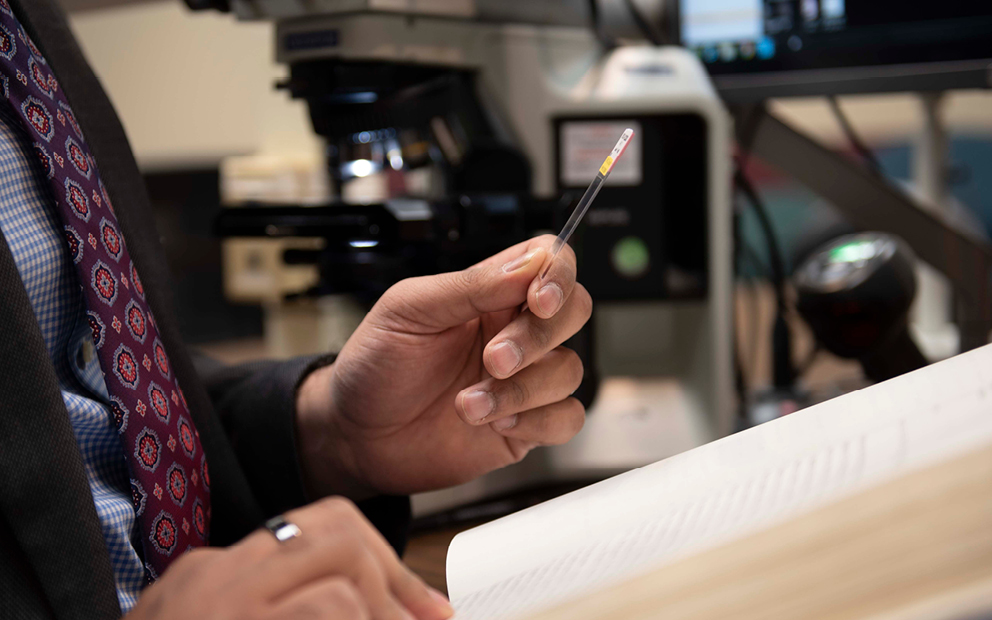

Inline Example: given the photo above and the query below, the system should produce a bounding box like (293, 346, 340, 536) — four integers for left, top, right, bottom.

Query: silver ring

(264, 515, 302, 543)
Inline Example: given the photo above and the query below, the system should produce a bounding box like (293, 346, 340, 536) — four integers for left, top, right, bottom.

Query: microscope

(202, 0, 734, 515)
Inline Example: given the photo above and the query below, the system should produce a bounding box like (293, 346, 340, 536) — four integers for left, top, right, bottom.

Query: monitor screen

(677, 0, 992, 98)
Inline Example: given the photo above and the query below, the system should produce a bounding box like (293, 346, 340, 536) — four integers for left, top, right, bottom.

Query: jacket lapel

(10, 0, 264, 544)
(0, 235, 122, 619)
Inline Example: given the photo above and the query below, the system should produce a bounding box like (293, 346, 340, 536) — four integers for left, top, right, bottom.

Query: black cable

(621, 0, 667, 45)
(732, 211, 749, 423)
(734, 165, 796, 389)
(734, 349, 748, 428)
(587, 0, 616, 49)
(734, 168, 786, 299)
(738, 236, 775, 385)
(183, 0, 230, 10)
(733, 104, 797, 390)
(733, 105, 763, 157)
(828, 96, 883, 174)
(740, 239, 771, 281)
(734, 213, 775, 422)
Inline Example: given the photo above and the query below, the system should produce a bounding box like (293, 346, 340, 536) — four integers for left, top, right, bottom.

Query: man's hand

(296, 235, 592, 497)
(128, 497, 453, 620)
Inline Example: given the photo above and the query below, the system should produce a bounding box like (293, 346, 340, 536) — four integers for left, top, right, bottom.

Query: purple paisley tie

(0, 1, 210, 579)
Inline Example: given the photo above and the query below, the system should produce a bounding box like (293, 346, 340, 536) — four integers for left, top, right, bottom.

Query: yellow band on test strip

(599, 156, 613, 176)
(598, 128, 634, 177)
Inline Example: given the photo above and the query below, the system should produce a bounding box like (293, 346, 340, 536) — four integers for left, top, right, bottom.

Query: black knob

(794, 232, 927, 383)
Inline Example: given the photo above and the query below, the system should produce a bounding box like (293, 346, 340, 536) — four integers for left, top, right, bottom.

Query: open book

(445, 344, 992, 620)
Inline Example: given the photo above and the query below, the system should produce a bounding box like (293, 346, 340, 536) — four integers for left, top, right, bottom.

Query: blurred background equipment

(209, 2, 735, 515)
(680, 0, 992, 100)
(175, 0, 992, 517)
(794, 232, 927, 383)
(63, 0, 992, 528)
(678, 0, 992, 363)
(673, 0, 992, 430)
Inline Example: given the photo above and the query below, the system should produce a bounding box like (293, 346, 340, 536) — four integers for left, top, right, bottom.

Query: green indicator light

(829, 240, 875, 264)
(612, 236, 650, 279)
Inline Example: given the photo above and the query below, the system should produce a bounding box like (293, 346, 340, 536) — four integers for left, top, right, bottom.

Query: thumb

(380, 247, 547, 331)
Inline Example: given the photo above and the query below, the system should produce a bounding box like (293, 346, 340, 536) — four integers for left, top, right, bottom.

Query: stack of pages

(446, 344, 992, 620)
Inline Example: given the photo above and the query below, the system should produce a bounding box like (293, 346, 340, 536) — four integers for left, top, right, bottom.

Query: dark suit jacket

(0, 1, 408, 618)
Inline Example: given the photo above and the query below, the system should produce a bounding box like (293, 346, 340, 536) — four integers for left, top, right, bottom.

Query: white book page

(446, 344, 992, 620)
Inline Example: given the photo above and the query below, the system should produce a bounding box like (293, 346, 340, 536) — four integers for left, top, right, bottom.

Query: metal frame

(715, 60, 992, 103)
(731, 103, 992, 351)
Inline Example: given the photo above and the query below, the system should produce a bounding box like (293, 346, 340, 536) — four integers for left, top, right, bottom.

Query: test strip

(541, 128, 635, 278)
(598, 128, 634, 176)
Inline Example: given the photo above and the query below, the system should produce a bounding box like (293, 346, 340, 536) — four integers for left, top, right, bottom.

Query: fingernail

(537, 283, 563, 316)
(492, 414, 518, 431)
(462, 390, 495, 423)
(489, 341, 522, 377)
(502, 249, 539, 273)
(428, 587, 454, 614)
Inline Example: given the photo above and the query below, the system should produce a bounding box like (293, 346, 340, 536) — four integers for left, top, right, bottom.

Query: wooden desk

(407, 445, 992, 617)
(524, 443, 992, 620)
(404, 526, 468, 595)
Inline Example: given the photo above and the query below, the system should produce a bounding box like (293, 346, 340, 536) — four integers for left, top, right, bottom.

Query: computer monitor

(675, 1, 992, 101)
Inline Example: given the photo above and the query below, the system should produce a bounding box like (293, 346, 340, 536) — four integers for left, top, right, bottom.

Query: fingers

(527, 241, 578, 320)
(482, 283, 592, 380)
(267, 578, 371, 620)
(471, 234, 579, 321)
(132, 502, 451, 620)
(456, 347, 583, 425)
(376, 246, 547, 333)
(498, 398, 586, 452)
(129, 548, 226, 618)
(356, 520, 452, 620)
(374, 234, 581, 333)
(265, 536, 405, 620)
(233, 498, 450, 620)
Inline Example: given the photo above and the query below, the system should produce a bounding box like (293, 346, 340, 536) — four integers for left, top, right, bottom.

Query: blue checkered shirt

(0, 104, 144, 613)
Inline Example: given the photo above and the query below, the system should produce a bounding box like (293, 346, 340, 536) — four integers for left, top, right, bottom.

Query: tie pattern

(0, 1, 210, 579)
